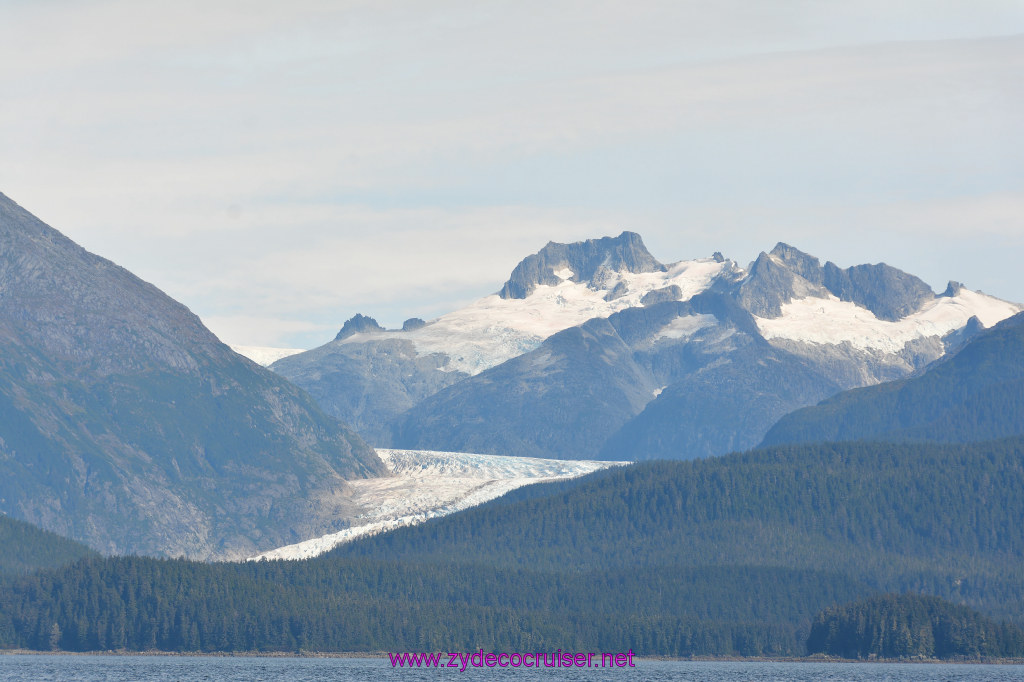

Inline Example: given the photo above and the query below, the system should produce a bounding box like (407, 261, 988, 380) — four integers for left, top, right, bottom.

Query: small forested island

(807, 593, 1024, 660)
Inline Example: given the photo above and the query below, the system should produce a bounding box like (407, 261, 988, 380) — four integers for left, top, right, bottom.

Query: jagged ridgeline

(0, 193, 384, 560)
(2, 439, 1023, 655)
(274, 233, 1020, 460)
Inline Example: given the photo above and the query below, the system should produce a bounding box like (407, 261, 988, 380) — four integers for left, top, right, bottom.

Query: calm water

(1, 656, 1023, 681)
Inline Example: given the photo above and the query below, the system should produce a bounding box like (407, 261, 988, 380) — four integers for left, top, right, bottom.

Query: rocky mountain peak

(768, 243, 824, 284)
(335, 314, 385, 341)
(942, 281, 964, 297)
(736, 243, 936, 321)
(498, 231, 665, 299)
(821, 262, 934, 321)
(735, 248, 828, 317)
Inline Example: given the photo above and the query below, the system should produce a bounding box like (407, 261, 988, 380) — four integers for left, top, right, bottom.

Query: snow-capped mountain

(338, 254, 732, 376)
(272, 232, 742, 441)
(272, 234, 1020, 460)
(741, 245, 1019, 385)
(309, 233, 734, 377)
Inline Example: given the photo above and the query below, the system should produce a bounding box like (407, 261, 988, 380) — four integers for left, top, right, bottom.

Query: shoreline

(3, 649, 1024, 665)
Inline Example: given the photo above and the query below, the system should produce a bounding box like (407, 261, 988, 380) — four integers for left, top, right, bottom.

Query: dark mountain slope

(761, 311, 1024, 447)
(807, 593, 1024, 659)
(597, 344, 842, 460)
(270, 333, 467, 444)
(334, 438, 1024, 623)
(0, 193, 384, 559)
(0, 515, 96, 574)
(390, 294, 789, 459)
(391, 314, 658, 459)
(393, 292, 845, 460)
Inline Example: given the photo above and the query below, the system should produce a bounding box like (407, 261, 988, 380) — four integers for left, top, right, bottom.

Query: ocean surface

(1, 655, 1024, 681)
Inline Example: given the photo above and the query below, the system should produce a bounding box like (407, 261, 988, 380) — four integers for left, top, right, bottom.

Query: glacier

(249, 448, 627, 561)
(755, 288, 1022, 353)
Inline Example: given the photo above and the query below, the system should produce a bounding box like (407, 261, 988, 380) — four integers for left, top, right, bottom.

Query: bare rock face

(498, 231, 665, 299)
(335, 314, 385, 340)
(821, 261, 934, 322)
(641, 285, 682, 306)
(0, 192, 384, 560)
(738, 242, 934, 321)
(735, 245, 829, 318)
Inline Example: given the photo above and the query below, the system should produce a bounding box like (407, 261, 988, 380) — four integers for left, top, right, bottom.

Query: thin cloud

(1, 3, 1022, 347)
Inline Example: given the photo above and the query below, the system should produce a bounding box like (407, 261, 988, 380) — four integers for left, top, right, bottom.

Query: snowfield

(231, 345, 305, 366)
(338, 258, 732, 375)
(755, 289, 1023, 353)
(250, 449, 627, 561)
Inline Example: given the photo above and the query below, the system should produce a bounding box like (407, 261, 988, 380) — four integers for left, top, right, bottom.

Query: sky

(2, 1, 1022, 349)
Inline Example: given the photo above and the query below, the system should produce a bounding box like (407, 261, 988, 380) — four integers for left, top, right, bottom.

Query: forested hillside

(335, 438, 1024, 617)
(1, 439, 1022, 655)
(807, 593, 1024, 659)
(0, 516, 96, 575)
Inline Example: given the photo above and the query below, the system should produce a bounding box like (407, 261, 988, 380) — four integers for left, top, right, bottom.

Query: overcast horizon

(2, 2, 1022, 349)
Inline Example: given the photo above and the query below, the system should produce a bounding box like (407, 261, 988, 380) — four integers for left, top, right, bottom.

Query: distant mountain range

(272, 232, 1020, 460)
(0, 193, 384, 559)
(6, 316, 1023, 653)
(260, 292, 1024, 560)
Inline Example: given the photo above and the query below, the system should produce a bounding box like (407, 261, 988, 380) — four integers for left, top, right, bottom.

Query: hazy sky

(2, 1, 1022, 348)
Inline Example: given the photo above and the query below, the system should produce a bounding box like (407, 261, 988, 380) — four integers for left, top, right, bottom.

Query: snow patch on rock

(654, 313, 718, 342)
(755, 289, 1022, 353)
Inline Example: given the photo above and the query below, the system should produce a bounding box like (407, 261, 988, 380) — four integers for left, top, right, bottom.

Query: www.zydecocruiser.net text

(389, 649, 637, 671)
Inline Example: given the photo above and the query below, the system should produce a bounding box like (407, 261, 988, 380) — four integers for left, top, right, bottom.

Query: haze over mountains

(0, 193, 384, 559)
(272, 232, 1020, 461)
